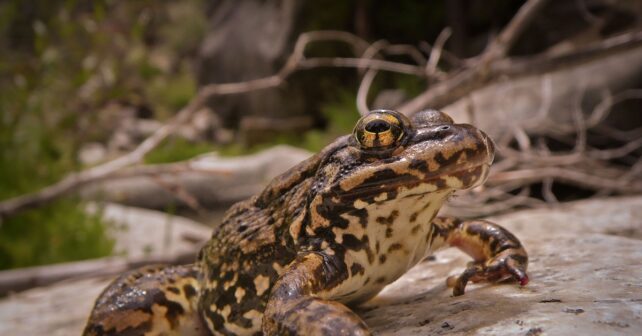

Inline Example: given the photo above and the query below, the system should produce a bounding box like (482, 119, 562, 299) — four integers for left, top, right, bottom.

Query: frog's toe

(447, 252, 529, 296)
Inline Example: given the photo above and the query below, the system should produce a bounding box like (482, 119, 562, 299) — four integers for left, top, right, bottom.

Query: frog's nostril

(438, 125, 450, 131)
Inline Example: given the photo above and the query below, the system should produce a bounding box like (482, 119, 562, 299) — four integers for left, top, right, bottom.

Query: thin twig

(0, 31, 426, 218)
(400, 26, 642, 114)
(426, 27, 452, 77)
(357, 40, 388, 115)
(482, 0, 551, 61)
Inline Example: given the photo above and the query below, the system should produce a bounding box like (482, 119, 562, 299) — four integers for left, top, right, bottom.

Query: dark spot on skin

(409, 212, 418, 223)
(379, 255, 387, 264)
(408, 158, 429, 173)
(183, 284, 197, 299)
(376, 210, 399, 226)
(155, 292, 185, 329)
(350, 208, 369, 228)
(375, 277, 386, 284)
(375, 241, 380, 253)
(238, 224, 248, 233)
(167, 286, 180, 295)
(350, 263, 365, 276)
(465, 223, 492, 242)
(411, 225, 421, 234)
(342, 234, 366, 251)
(489, 237, 499, 253)
(385, 228, 393, 238)
(388, 243, 403, 252)
(364, 277, 371, 285)
(510, 254, 528, 264)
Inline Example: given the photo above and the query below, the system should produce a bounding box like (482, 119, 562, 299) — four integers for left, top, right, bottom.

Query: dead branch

(0, 31, 428, 219)
(398, 0, 551, 114)
(482, 0, 551, 61)
(447, 78, 642, 217)
(426, 27, 452, 77)
(0, 250, 199, 295)
(2, 0, 641, 219)
(488, 167, 642, 192)
(399, 29, 642, 115)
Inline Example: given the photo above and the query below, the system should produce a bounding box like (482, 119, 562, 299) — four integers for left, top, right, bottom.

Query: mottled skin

(84, 109, 528, 336)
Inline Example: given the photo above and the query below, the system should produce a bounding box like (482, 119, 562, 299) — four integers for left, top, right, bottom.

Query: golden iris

(354, 110, 408, 150)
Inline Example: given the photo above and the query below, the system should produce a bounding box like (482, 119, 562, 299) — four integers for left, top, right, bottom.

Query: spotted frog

(84, 109, 528, 336)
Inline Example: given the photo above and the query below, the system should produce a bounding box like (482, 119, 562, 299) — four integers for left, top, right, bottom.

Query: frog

(83, 109, 528, 336)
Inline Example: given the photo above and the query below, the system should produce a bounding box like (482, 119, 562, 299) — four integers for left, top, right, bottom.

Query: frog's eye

(353, 110, 410, 151)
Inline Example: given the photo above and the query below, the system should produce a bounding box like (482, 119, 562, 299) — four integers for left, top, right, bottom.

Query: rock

(0, 277, 110, 336)
(77, 143, 107, 166)
(87, 203, 211, 259)
(1, 196, 641, 335)
(363, 197, 642, 335)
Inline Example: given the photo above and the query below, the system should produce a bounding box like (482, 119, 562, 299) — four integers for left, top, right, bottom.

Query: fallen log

(79, 145, 312, 210)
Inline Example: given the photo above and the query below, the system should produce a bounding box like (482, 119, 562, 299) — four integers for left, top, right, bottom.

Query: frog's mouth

(339, 162, 491, 202)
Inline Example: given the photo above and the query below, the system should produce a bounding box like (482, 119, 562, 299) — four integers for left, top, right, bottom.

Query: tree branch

(482, 0, 551, 61)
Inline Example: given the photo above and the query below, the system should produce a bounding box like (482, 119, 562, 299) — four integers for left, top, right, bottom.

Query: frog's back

(199, 136, 349, 267)
(195, 138, 348, 334)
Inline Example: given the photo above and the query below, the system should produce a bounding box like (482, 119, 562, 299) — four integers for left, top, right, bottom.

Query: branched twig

(0, 31, 429, 218)
(482, 0, 551, 61)
(399, 7, 642, 114)
(426, 27, 452, 77)
(2, 1, 641, 220)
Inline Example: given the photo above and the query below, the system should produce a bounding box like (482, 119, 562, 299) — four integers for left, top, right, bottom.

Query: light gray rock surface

(0, 196, 640, 335)
(88, 202, 211, 259)
(365, 197, 642, 335)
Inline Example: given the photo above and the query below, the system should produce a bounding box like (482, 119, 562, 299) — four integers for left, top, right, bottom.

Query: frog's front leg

(430, 216, 529, 296)
(262, 252, 371, 336)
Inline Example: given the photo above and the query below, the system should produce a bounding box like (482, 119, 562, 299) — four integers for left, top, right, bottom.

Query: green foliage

(0, 200, 114, 270)
(0, 1, 207, 269)
(145, 137, 217, 164)
(217, 89, 361, 156)
(320, 89, 361, 134)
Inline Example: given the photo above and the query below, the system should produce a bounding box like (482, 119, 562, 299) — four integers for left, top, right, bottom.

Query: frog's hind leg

(430, 216, 529, 296)
(83, 264, 207, 336)
(262, 252, 371, 336)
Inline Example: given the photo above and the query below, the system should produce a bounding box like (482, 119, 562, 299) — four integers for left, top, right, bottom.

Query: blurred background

(1, 1, 642, 334)
(0, 0, 641, 294)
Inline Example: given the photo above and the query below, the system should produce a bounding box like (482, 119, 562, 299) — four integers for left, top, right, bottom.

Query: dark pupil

(365, 120, 390, 133)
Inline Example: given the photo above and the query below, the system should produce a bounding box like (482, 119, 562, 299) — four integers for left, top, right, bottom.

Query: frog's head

(314, 109, 495, 206)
